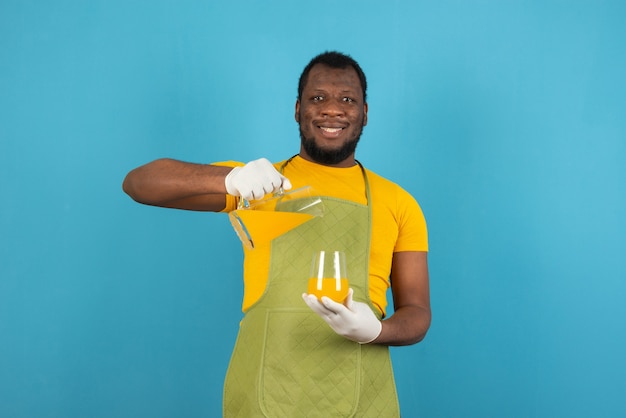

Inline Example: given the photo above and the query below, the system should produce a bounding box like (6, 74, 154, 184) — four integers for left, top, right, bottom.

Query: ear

(294, 100, 301, 123)
(363, 102, 368, 126)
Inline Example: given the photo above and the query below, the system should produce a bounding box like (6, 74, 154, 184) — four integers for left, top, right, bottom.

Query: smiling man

(123, 51, 430, 417)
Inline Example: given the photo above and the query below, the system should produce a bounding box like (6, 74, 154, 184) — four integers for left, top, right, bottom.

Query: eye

(312, 95, 324, 102)
(342, 97, 355, 103)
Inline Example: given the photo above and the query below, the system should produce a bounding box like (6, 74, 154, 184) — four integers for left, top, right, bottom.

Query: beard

(299, 124, 364, 166)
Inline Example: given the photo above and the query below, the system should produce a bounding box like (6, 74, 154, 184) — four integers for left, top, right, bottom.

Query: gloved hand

(224, 158, 292, 201)
(302, 288, 382, 344)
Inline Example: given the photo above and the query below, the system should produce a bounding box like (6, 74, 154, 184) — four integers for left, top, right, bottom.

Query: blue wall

(1, 1, 625, 417)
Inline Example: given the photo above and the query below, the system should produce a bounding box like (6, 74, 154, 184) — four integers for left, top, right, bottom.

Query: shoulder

(211, 159, 288, 169)
(365, 167, 428, 251)
(211, 160, 244, 168)
(365, 167, 426, 223)
(273, 160, 289, 170)
(364, 168, 417, 203)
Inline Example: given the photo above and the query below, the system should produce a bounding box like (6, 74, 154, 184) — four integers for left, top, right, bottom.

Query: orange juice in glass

(308, 250, 349, 303)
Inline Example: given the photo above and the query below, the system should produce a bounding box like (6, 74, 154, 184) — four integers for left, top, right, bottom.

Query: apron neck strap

(280, 154, 370, 205)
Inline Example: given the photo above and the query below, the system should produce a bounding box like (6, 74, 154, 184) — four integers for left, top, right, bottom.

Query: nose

(320, 98, 345, 117)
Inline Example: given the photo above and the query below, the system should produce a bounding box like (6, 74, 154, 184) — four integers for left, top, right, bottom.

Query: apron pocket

(260, 309, 360, 418)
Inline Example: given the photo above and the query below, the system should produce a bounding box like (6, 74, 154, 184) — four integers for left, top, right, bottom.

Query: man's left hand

(302, 288, 382, 344)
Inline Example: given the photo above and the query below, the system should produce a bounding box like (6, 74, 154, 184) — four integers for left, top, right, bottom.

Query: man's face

(295, 64, 368, 167)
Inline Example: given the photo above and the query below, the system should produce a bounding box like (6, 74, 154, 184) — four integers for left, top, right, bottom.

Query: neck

(298, 150, 357, 168)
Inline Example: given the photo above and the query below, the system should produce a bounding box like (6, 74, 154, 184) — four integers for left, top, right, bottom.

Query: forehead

(303, 64, 363, 95)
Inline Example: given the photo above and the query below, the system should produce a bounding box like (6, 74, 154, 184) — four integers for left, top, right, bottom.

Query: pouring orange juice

(229, 186, 324, 250)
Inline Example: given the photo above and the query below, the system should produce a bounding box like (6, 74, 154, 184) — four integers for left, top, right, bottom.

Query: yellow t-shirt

(216, 156, 428, 316)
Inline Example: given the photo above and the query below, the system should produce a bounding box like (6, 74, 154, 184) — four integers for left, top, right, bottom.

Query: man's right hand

(224, 158, 292, 201)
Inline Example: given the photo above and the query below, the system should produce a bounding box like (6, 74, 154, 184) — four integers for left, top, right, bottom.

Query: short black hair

(297, 51, 367, 102)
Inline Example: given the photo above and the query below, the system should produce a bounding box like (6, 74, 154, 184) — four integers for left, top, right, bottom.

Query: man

(123, 51, 430, 417)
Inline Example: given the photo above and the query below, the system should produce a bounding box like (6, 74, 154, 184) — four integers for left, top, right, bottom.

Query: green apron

(223, 162, 400, 417)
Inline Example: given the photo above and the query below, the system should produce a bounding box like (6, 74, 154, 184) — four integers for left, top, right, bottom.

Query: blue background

(1, 1, 625, 417)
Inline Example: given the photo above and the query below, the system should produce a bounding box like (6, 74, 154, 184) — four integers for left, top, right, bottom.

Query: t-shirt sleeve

(211, 160, 244, 213)
(394, 188, 429, 252)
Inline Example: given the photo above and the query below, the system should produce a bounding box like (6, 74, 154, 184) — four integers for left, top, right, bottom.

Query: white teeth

(321, 127, 342, 133)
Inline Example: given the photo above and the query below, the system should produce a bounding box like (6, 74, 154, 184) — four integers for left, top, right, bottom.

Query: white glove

(302, 288, 382, 344)
(224, 158, 292, 201)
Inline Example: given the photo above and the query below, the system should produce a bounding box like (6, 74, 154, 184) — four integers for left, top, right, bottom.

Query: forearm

(373, 305, 431, 346)
(122, 158, 232, 208)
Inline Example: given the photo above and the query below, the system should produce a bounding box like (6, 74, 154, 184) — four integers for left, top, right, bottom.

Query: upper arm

(372, 251, 431, 345)
(390, 251, 430, 315)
